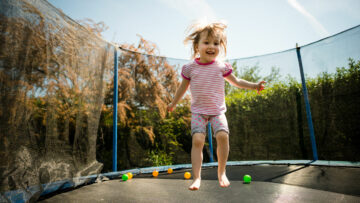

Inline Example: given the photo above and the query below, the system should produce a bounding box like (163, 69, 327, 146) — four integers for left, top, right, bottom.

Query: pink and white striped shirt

(181, 59, 233, 115)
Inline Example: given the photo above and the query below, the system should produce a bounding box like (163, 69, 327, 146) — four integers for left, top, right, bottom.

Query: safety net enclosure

(1, 0, 360, 202)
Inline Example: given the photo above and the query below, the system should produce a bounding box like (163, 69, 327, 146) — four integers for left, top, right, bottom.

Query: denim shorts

(191, 113, 229, 137)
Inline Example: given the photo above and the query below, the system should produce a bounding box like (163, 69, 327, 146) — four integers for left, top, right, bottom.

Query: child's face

(196, 31, 220, 63)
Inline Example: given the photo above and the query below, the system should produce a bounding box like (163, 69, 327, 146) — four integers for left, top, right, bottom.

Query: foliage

(225, 58, 360, 161)
(97, 36, 191, 171)
(148, 149, 173, 167)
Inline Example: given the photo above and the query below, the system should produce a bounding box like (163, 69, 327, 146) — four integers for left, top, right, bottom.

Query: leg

(189, 133, 205, 190)
(216, 131, 230, 187)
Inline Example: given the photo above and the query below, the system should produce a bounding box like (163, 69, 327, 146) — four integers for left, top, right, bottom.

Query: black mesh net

(0, 0, 114, 201)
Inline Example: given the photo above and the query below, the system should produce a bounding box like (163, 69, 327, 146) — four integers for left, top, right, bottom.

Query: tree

(225, 62, 280, 95)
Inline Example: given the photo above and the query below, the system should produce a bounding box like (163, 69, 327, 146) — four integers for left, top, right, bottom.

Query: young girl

(168, 21, 265, 190)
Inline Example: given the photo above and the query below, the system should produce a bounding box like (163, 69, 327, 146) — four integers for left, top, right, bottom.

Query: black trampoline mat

(40, 165, 360, 202)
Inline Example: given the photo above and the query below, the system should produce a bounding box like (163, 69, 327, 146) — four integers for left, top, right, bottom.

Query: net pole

(208, 123, 214, 162)
(112, 49, 119, 171)
(296, 44, 318, 161)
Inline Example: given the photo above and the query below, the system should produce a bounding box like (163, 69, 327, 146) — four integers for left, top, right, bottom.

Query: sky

(47, 0, 360, 60)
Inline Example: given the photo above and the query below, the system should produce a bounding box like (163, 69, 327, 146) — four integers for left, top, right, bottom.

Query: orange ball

(127, 172, 133, 179)
(152, 170, 159, 177)
(167, 168, 173, 174)
(184, 172, 191, 179)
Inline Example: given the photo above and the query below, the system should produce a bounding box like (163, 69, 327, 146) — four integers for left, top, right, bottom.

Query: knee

(216, 131, 229, 142)
(192, 134, 205, 148)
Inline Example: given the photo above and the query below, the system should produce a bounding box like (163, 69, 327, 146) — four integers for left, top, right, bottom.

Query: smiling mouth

(206, 51, 215, 55)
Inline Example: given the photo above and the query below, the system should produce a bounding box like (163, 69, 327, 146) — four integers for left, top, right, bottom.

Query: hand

(167, 103, 175, 112)
(255, 81, 266, 94)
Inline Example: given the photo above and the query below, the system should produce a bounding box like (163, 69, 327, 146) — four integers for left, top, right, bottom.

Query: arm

(168, 79, 190, 112)
(225, 73, 266, 93)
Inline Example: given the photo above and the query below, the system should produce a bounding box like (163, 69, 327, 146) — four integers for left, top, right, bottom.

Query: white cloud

(287, 0, 329, 37)
(157, 0, 216, 21)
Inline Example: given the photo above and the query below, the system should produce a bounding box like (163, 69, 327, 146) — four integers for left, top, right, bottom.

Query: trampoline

(1, 1, 360, 202)
(38, 161, 360, 202)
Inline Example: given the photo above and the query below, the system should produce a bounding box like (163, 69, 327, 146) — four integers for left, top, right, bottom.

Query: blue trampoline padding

(3, 160, 360, 202)
(41, 180, 74, 195)
(125, 160, 360, 174)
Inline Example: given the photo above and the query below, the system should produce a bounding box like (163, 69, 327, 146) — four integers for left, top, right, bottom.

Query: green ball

(122, 174, 129, 181)
(243, 174, 251, 183)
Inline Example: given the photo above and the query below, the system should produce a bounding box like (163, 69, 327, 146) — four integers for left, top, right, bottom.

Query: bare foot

(189, 178, 201, 190)
(218, 173, 230, 188)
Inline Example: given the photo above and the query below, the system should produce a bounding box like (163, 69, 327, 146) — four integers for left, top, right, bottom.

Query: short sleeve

(181, 65, 191, 80)
(223, 63, 233, 77)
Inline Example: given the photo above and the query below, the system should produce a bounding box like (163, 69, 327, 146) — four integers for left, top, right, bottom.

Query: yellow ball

(152, 170, 159, 177)
(127, 172, 133, 179)
(184, 172, 191, 179)
(167, 168, 173, 174)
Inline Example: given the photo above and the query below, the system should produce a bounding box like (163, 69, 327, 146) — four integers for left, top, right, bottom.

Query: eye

(214, 42, 219, 46)
(204, 41, 209, 45)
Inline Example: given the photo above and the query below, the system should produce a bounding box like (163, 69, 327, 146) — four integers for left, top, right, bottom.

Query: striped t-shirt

(181, 59, 233, 115)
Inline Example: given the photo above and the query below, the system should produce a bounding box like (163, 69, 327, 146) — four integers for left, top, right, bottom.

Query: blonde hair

(184, 20, 228, 59)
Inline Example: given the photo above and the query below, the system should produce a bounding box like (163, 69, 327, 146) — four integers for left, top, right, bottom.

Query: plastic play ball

(243, 175, 251, 184)
(122, 174, 129, 181)
(184, 172, 191, 179)
(152, 170, 159, 177)
(127, 172, 133, 179)
(167, 168, 173, 174)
